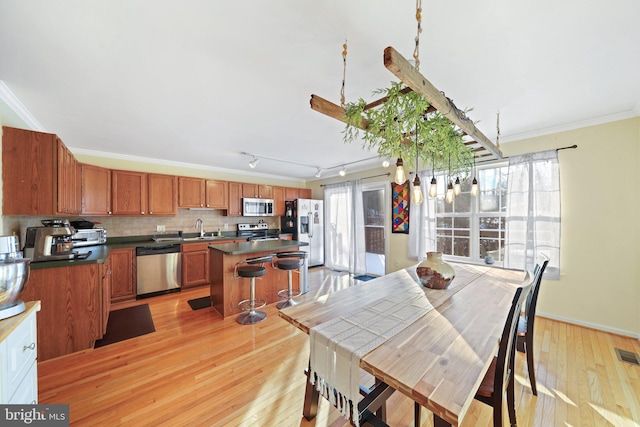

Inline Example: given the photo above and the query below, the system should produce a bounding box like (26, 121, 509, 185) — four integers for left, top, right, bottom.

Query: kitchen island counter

(209, 240, 308, 318)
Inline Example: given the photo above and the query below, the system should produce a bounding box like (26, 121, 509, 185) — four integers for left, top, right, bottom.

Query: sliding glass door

(362, 183, 386, 276)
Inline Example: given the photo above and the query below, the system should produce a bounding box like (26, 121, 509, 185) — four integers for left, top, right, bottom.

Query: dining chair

(415, 283, 530, 427)
(516, 253, 550, 395)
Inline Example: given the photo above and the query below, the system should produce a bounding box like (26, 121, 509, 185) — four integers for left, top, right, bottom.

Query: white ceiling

(1, 0, 639, 180)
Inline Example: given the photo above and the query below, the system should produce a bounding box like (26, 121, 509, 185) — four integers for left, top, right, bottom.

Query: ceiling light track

(241, 152, 384, 177)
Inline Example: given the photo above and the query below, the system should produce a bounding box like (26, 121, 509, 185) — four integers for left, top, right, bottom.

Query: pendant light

(428, 152, 437, 197)
(445, 154, 455, 204)
(394, 158, 406, 184)
(453, 176, 461, 196)
(412, 126, 423, 205)
(470, 155, 479, 196)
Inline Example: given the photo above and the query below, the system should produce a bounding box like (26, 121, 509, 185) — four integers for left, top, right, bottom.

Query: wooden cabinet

(182, 242, 210, 288)
(148, 173, 177, 215)
(0, 303, 39, 404)
(101, 254, 112, 335)
(178, 177, 205, 208)
(21, 264, 103, 361)
(242, 184, 273, 199)
(205, 180, 228, 209)
(284, 187, 299, 201)
(227, 182, 242, 216)
(111, 170, 147, 215)
(82, 164, 112, 215)
(1, 126, 81, 215)
(110, 248, 136, 302)
(299, 188, 312, 199)
(57, 139, 82, 215)
(273, 186, 285, 216)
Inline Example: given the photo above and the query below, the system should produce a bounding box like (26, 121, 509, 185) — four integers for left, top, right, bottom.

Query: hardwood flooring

(38, 268, 640, 426)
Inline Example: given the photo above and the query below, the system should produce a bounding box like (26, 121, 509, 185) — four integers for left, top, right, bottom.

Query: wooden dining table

(278, 262, 526, 426)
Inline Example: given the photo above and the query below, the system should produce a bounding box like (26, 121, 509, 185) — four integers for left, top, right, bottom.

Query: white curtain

(324, 180, 366, 275)
(408, 171, 436, 261)
(505, 149, 561, 279)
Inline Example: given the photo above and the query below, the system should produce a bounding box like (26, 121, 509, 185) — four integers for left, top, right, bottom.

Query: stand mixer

(0, 235, 31, 321)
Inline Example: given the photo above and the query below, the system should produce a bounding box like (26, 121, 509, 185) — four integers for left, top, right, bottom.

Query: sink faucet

(195, 219, 205, 237)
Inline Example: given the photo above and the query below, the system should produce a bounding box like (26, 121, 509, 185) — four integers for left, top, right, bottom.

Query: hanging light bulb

(453, 177, 461, 196)
(429, 176, 437, 198)
(394, 158, 406, 184)
(445, 181, 455, 204)
(413, 174, 423, 205)
(470, 177, 479, 196)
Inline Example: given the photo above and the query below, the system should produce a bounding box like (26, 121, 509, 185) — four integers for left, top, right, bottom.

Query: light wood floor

(38, 268, 640, 426)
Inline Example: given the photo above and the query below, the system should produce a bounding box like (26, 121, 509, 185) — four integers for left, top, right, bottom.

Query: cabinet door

(148, 173, 177, 215)
(258, 185, 273, 199)
(82, 164, 112, 215)
(205, 180, 228, 209)
(178, 177, 205, 208)
(242, 183, 257, 198)
(182, 243, 210, 287)
(57, 139, 74, 214)
(285, 187, 299, 201)
(273, 186, 285, 216)
(101, 255, 112, 335)
(21, 264, 101, 362)
(110, 248, 136, 302)
(227, 182, 242, 216)
(299, 188, 312, 199)
(112, 170, 147, 215)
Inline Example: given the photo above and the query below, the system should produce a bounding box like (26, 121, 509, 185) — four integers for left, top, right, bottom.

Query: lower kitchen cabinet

(110, 247, 136, 302)
(21, 265, 103, 361)
(182, 242, 210, 288)
(0, 302, 40, 404)
(102, 253, 112, 335)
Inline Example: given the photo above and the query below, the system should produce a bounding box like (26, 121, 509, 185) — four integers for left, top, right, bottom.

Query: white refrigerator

(296, 199, 324, 267)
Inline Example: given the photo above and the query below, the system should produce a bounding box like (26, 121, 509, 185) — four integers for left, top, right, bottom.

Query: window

(433, 163, 508, 264)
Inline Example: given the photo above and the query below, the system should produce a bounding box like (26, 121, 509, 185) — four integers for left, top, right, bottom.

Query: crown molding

(500, 109, 640, 144)
(0, 80, 46, 131)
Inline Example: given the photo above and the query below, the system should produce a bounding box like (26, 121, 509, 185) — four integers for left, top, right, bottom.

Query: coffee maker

(23, 219, 77, 261)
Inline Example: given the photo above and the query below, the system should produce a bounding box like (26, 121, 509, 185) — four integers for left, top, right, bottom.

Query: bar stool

(273, 251, 305, 309)
(235, 254, 274, 325)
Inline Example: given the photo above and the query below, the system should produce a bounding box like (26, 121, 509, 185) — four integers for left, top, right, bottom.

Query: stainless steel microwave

(242, 198, 275, 216)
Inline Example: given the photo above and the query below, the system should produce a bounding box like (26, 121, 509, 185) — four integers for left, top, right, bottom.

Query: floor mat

(188, 296, 212, 310)
(354, 275, 377, 281)
(94, 304, 155, 348)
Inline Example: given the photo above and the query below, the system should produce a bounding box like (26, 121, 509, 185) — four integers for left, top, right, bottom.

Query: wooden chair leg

(526, 334, 537, 395)
(507, 374, 517, 426)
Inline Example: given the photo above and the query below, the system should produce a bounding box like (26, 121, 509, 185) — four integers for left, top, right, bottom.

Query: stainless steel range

(237, 223, 279, 241)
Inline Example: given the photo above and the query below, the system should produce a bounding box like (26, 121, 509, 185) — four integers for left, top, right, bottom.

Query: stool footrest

(278, 288, 301, 299)
(238, 298, 266, 311)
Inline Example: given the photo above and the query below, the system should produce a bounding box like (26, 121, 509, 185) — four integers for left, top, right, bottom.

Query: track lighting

(315, 168, 322, 178)
(382, 159, 390, 168)
(394, 158, 406, 184)
(248, 156, 260, 168)
(339, 166, 346, 177)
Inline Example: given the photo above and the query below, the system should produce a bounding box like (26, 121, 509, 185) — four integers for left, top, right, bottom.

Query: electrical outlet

(156, 225, 166, 232)
(224, 223, 229, 230)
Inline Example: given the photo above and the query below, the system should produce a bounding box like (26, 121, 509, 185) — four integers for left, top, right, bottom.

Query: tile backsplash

(2, 210, 281, 246)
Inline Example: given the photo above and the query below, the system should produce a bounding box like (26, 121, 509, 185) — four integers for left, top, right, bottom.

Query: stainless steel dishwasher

(136, 243, 182, 298)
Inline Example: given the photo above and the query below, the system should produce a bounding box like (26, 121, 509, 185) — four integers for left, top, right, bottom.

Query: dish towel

(309, 285, 433, 426)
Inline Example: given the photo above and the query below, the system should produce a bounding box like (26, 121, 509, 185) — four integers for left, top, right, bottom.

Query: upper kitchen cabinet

(178, 177, 228, 210)
(111, 170, 147, 215)
(299, 188, 312, 199)
(148, 173, 177, 215)
(2, 126, 81, 216)
(273, 186, 285, 217)
(81, 164, 112, 215)
(205, 180, 228, 209)
(178, 177, 205, 208)
(284, 187, 311, 201)
(227, 182, 242, 216)
(242, 184, 272, 199)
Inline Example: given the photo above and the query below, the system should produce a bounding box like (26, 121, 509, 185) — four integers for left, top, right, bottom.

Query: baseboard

(538, 311, 640, 341)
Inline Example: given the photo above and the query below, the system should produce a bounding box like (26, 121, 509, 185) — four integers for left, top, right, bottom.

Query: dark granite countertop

(208, 240, 308, 255)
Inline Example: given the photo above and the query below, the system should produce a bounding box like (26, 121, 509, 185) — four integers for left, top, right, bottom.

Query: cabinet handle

(23, 342, 36, 351)
(108, 211, 112, 215)
(149, 211, 153, 215)
(141, 212, 145, 214)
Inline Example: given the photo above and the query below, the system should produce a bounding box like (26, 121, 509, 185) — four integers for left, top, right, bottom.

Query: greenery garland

(343, 81, 474, 176)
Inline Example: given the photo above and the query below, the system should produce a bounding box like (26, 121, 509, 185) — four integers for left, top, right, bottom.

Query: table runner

(309, 283, 433, 426)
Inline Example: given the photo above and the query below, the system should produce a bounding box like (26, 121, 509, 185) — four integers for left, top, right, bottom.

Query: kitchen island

(209, 240, 308, 318)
